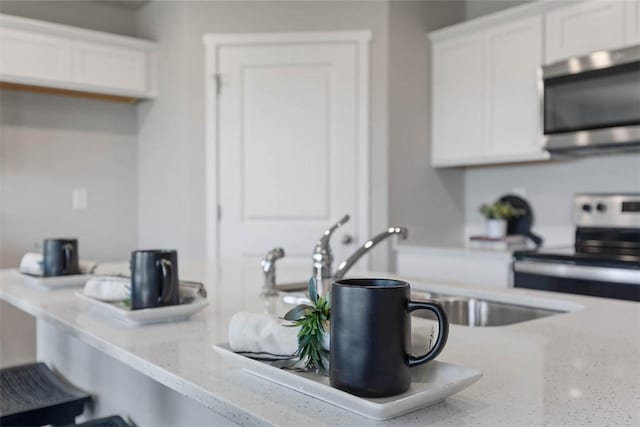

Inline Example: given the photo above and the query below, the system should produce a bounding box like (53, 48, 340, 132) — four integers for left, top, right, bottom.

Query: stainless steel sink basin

(410, 291, 565, 327)
(280, 289, 567, 327)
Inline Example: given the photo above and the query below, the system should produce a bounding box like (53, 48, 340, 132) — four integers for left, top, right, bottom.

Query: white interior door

(209, 34, 369, 262)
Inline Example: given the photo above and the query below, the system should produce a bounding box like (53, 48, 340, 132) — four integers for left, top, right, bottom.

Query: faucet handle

(262, 247, 285, 266)
(316, 214, 350, 249)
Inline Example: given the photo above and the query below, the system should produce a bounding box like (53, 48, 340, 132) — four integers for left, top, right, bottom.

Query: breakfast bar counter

(1, 257, 638, 426)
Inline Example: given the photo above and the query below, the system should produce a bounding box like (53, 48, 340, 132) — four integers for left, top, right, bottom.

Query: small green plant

(479, 202, 524, 220)
(283, 277, 330, 374)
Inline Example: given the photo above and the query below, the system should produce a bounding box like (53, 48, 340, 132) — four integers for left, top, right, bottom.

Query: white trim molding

(203, 31, 372, 259)
(0, 14, 156, 49)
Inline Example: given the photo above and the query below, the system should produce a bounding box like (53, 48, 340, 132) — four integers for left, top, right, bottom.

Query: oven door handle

(513, 261, 640, 285)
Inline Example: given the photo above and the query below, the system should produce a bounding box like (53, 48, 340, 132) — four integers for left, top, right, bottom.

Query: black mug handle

(62, 243, 74, 275)
(407, 300, 449, 367)
(157, 258, 175, 305)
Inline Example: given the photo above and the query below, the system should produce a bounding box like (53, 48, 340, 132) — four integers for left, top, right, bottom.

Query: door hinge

(214, 74, 222, 95)
(217, 204, 222, 221)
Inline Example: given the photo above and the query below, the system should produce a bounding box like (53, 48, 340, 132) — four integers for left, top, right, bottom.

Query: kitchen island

(0, 257, 638, 426)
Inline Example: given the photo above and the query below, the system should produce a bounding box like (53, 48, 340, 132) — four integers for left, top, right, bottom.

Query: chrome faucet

(312, 214, 350, 293)
(334, 226, 408, 280)
(261, 247, 285, 296)
(259, 220, 408, 297)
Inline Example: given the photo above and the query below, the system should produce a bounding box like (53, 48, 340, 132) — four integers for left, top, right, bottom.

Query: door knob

(341, 234, 354, 245)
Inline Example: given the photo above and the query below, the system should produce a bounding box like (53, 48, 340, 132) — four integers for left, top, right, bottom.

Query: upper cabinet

(430, 0, 640, 168)
(545, 0, 626, 64)
(432, 33, 486, 164)
(625, 0, 640, 46)
(0, 14, 156, 100)
(431, 14, 548, 167)
(485, 16, 544, 160)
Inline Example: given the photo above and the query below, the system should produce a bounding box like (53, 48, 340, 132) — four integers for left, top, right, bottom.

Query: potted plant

(479, 201, 524, 238)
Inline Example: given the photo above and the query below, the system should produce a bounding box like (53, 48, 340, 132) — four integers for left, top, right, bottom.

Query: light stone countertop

(1, 257, 638, 426)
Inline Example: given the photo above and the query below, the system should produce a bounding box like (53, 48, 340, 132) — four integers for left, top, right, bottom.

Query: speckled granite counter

(1, 257, 638, 426)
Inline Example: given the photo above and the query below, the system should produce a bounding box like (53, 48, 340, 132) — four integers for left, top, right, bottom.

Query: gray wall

(388, 0, 466, 249)
(134, 1, 394, 270)
(465, 154, 640, 246)
(0, 0, 136, 36)
(0, 1, 138, 267)
(465, 0, 532, 20)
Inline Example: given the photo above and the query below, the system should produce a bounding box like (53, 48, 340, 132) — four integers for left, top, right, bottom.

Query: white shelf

(0, 13, 157, 100)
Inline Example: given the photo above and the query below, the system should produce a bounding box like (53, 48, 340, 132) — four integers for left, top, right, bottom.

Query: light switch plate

(72, 188, 88, 211)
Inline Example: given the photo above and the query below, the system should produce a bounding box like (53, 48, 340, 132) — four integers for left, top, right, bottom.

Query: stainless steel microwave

(541, 45, 640, 156)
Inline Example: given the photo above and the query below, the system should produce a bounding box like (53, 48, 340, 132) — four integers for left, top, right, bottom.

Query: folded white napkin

(83, 276, 130, 301)
(229, 312, 300, 358)
(19, 252, 98, 276)
(19, 253, 43, 276)
(82, 276, 206, 302)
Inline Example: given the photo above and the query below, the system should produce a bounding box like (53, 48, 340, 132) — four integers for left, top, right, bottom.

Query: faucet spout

(333, 227, 408, 280)
(312, 214, 350, 291)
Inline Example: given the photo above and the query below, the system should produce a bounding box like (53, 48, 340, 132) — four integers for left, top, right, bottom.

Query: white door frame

(203, 31, 372, 259)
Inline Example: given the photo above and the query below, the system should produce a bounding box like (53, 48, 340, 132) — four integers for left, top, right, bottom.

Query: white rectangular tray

(212, 343, 482, 420)
(20, 272, 93, 290)
(76, 292, 209, 325)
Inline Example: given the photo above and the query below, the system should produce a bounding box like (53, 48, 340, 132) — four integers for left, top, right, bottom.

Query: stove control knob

(596, 203, 607, 213)
(582, 204, 592, 212)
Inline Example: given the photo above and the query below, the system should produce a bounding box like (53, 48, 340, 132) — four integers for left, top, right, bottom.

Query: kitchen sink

(280, 289, 567, 327)
(410, 291, 565, 327)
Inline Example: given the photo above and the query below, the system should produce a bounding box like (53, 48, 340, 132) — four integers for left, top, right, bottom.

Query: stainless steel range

(513, 193, 640, 301)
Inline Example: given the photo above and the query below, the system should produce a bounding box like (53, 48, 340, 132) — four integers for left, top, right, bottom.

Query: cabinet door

(545, 0, 625, 64)
(486, 16, 543, 157)
(432, 34, 485, 166)
(0, 28, 72, 83)
(625, 0, 640, 45)
(72, 42, 148, 94)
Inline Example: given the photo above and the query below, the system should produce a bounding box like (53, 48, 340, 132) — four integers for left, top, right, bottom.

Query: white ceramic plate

(21, 273, 94, 290)
(212, 343, 482, 420)
(75, 292, 209, 325)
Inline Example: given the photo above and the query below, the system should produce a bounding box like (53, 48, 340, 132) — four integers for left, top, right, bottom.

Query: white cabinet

(431, 15, 548, 167)
(395, 245, 514, 289)
(0, 28, 72, 83)
(432, 34, 486, 163)
(0, 14, 156, 99)
(72, 42, 149, 94)
(486, 16, 544, 158)
(429, 0, 640, 168)
(625, 0, 640, 46)
(545, 0, 627, 64)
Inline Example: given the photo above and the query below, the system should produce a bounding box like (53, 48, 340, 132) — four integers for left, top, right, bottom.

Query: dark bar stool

(64, 415, 130, 427)
(0, 362, 92, 426)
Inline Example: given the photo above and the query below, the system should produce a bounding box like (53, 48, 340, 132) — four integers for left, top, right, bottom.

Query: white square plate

(212, 343, 482, 420)
(76, 292, 209, 325)
(20, 272, 94, 290)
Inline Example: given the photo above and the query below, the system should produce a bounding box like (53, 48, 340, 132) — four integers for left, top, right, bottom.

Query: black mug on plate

(43, 238, 80, 277)
(330, 278, 449, 397)
(130, 249, 180, 310)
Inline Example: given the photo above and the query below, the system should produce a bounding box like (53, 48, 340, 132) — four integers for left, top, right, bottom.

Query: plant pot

(486, 219, 507, 239)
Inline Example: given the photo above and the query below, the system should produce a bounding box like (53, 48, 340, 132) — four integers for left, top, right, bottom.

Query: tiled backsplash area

(465, 153, 640, 246)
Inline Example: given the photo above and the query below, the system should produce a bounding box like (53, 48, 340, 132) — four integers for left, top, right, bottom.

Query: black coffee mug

(330, 278, 449, 397)
(130, 250, 180, 310)
(43, 238, 80, 277)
